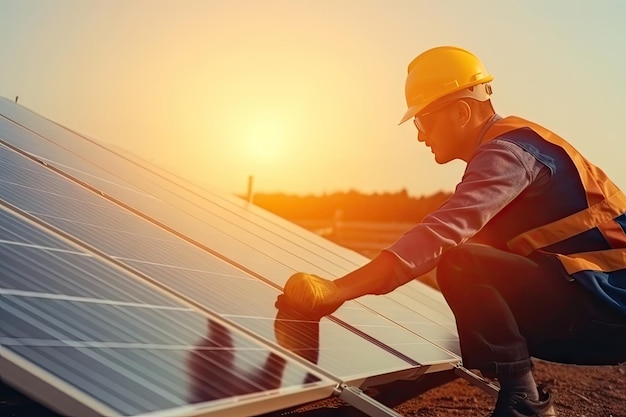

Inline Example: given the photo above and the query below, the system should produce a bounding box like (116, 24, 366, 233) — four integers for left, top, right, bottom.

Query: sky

(1, 0, 625, 197)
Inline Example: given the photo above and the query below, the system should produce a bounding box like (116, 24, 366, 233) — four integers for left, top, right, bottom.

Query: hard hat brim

(398, 81, 494, 125)
(399, 106, 420, 125)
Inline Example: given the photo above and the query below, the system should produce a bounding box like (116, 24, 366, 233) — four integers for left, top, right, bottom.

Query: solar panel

(0, 96, 463, 416)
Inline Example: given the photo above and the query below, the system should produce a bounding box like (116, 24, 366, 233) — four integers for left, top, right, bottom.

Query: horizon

(2, 1, 625, 196)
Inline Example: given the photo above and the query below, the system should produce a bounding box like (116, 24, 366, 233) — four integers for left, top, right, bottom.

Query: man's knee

(436, 243, 488, 292)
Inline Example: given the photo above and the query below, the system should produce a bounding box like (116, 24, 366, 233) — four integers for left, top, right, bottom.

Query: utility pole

(246, 175, 254, 204)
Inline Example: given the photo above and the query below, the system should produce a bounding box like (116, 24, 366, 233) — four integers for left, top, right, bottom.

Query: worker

(275, 46, 626, 417)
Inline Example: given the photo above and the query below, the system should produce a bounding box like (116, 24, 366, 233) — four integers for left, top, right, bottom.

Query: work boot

(490, 388, 557, 417)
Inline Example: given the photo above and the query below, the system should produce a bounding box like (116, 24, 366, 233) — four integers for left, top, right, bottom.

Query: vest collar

(476, 113, 502, 147)
(468, 114, 502, 160)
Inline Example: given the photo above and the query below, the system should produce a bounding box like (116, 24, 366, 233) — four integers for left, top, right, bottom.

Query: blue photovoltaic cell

(0, 207, 333, 416)
(0, 105, 460, 366)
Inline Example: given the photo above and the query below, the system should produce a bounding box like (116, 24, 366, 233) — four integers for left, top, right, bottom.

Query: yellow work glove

(274, 272, 344, 321)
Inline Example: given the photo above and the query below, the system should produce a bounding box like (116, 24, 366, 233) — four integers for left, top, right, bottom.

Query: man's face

(414, 101, 463, 164)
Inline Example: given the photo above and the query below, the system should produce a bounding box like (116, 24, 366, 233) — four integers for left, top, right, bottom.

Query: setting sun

(244, 120, 286, 163)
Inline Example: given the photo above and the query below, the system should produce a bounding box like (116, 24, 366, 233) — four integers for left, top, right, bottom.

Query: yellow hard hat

(399, 46, 494, 124)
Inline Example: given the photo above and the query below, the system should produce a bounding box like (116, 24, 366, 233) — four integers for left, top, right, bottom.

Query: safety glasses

(413, 100, 457, 134)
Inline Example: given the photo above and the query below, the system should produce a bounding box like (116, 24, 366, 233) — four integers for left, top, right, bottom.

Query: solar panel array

(0, 96, 461, 416)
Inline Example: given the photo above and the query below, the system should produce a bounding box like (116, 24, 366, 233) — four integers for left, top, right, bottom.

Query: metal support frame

(335, 365, 501, 416)
(334, 384, 404, 417)
(453, 365, 500, 398)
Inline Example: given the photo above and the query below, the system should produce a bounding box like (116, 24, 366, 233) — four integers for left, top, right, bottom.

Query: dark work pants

(436, 243, 626, 378)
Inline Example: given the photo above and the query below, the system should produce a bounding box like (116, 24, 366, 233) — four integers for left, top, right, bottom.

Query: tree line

(248, 189, 452, 222)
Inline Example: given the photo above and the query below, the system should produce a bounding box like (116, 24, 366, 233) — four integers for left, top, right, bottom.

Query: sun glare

(244, 120, 286, 163)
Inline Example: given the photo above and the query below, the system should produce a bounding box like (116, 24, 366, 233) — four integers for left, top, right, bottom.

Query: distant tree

(245, 189, 452, 223)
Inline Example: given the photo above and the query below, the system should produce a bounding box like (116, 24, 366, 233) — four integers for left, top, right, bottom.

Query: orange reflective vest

(478, 116, 626, 313)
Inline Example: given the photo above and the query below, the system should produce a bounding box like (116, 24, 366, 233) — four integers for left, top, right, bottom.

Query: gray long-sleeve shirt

(386, 138, 551, 281)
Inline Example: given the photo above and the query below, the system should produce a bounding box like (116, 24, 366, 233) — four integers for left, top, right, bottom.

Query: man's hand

(275, 272, 344, 321)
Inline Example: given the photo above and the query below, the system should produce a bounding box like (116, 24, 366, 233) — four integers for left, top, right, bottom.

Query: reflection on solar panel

(0, 96, 466, 416)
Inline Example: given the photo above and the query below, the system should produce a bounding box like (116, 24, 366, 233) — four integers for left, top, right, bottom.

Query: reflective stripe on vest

(556, 249, 626, 275)
(482, 116, 626, 274)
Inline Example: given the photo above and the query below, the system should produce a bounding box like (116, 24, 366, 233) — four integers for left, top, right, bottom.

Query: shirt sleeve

(385, 139, 550, 280)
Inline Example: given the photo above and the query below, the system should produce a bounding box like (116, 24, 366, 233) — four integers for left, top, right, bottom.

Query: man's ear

(456, 100, 472, 127)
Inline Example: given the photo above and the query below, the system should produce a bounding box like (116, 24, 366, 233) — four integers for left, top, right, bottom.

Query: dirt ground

(393, 360, 626, 416)
(288, 360, 626, 417)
